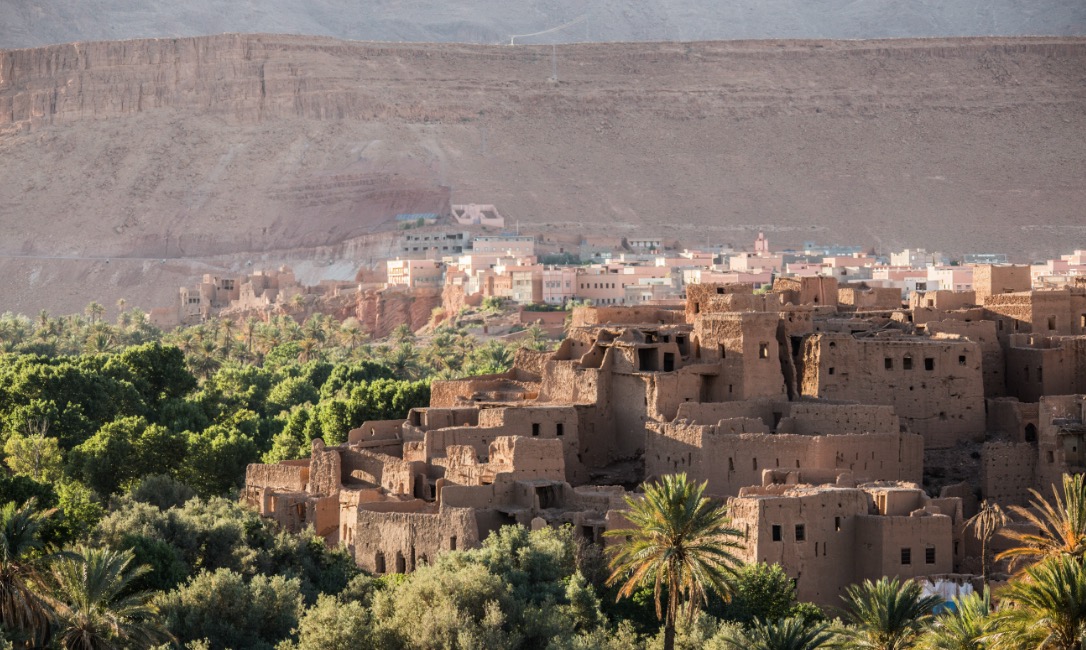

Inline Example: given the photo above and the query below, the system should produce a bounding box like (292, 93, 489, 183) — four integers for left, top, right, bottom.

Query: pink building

(386, 259, 444, 289)
(542, 268, 577, 305)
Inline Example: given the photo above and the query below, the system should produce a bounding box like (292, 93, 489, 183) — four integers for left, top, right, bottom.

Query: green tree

(158, 568, 302, 650)
(986, 555, 1086, 650)
(715, 616, 833, 650)
(917, 590, 990, 650)
(717, 562, 818, 625)
(997, 473, 1086, 570)
(3, 428, 64, 483)
(836, 577, 942, 650)
(0, 499, 57, 646)
(285, 593, 375, 650)
(49, 546, 173, 649)
(605, 474, 744, 650)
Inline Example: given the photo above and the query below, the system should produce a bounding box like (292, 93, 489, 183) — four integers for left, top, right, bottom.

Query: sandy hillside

(1, 34, 1085, 315)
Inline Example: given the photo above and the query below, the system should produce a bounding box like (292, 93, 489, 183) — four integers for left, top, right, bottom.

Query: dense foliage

(1, 309, 1083, 649)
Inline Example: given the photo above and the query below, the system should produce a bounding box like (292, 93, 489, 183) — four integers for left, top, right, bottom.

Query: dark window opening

(772, 525, 782, 542)
(1048, 316, 1057, 330)
(885, 357, 894, 370)
(450, 536, 457, 551)
(959, 355, 966, 366)
(828, 367, 835, 375)
(638, 348, 658, 371)
(901, 548, 912, 565)
(663, 352, 675, 372)
(759, 343, 769, 359)
(924, 358, 935, 371)
(395, 552, 406, 574)
(903, 356, 913, 370)
(1025, 423, 1038, 443)
(795, 524, 806, 542)
(1038, 366, 1044, 383)
(728, 457, 734, 471)
(925, 547, 936, 564)
(834, 517, 841, 531)
(556, 423, 564, 436)
(717, 287, 725, 294)
(791, 337, 802, 356)
(375, 552, 386, 573)
(531, 423, 540, 437)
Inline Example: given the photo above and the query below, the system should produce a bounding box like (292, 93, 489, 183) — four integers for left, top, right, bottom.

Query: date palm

(48, 547, 172, 650)
(917, 589, 990, 650)
(997, 473, 1086, 570)
(0, 499, 58, 647)
(605, 473, 744, 650)
(720, 617, 833, 650)
(985, 555, 1086, 650)
(837, 577, 942, 650)
(966, 501, 1008, 585)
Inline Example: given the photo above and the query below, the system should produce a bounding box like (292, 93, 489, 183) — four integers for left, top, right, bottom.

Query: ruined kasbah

(242, 259, 1086, 608)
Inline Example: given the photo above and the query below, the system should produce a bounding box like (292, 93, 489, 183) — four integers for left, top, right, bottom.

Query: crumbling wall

(981, 442, 1037, 505)
(349, 505, 480, 574)
(308, 441, 342, 496)
(777, 404, 900, 436)
(925, 319, 1005, 397)
(974, 265, 1031, 303)
(800, 334, 985, 448)
(245, 463, 308, 492)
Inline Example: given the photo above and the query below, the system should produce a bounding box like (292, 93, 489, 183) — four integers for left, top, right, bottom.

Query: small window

(1047, 450, 1055, 463)
(795, 524, 806, 542)
(885, 357, 894, 370)
(556, 423, 564, 436)
(450, 536, 457, 551)
(531, 423, 540, 437)
(903, 356, 913, 370)
(759, 343, 769, 359)
(829, 341, 836, 349)
(772, 525, 782, 542)
(901, 548, 912, 565)
(925, 547, 936, 564)
(924, 358, 935, 371)
(1038, 367, 1043, 382)
(828, 367, 835, 375)
(834, 516, 841, 531)
(728, 457, 735, 471)
(998, 320, 1004, 331)
(959, 355, 966, 366)
(1048, 316, 1057, 330)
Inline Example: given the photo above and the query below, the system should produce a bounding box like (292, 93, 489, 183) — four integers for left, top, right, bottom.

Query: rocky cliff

(1, 34, 1085, 314)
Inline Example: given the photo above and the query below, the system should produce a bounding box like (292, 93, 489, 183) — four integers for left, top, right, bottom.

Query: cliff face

(1, 34, 1085, 315)
(4, 35, 1086, 131)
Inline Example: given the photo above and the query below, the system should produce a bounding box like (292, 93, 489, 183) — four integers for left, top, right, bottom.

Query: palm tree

(717, 616, 834, 650)
(338, 320, 367, 352)
(605, 473, 744, 650)
(986, 555, 1086, 650)
(48, 547, 172, 649)
(836, 577, 942, 650)
(997, 473, 1086, 570)
(242, 316, 259, 356)
(386, 342, 422, 380)
(0, 500, 58, 647)
(917, 590, 990, 650)
(84, 302, 105, 324)
(967, 501, 1008, 585)
(391, 323, 415, 344)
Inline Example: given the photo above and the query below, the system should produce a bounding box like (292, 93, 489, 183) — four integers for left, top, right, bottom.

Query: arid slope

(1, 34, 1085, 314)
